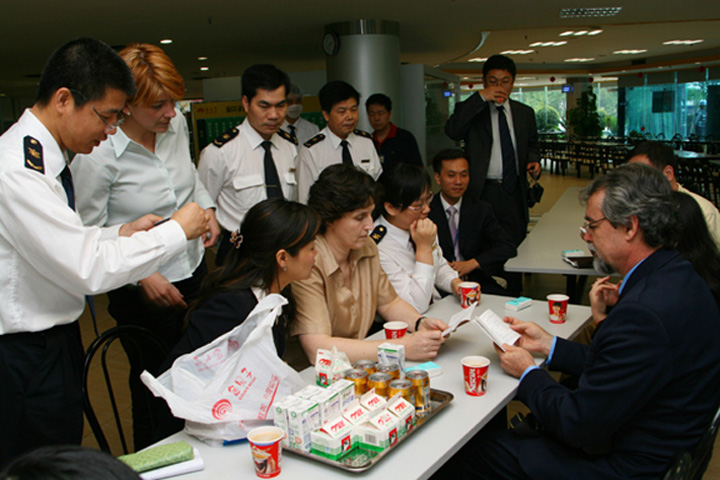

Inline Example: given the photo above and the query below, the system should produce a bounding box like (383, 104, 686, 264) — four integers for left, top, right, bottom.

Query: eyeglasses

(71, 90, 126, 132)
(407, 192, 434, 212)
(486, 77, 513, 87)
(580, 217, 607, 234)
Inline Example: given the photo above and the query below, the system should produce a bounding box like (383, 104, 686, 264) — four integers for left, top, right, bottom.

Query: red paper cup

(462, 356, 490, 396)
(459, 281, 481, 308)
(247, 426, 284, 478)
(384, 321, 408, 339)
(547, 294, 570, 324)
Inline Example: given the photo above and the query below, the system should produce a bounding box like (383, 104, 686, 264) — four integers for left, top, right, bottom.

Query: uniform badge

(23, 136, 44, 173)
(277, 128, 297, 145)
(212, 127, 239, 147)
(304, 133, 325, 148)
(370, 225, 387, 244)
(353, 128, 372, 140)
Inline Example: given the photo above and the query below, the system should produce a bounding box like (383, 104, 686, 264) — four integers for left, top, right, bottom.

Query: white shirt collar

(440, 194, 463, 215)
(324, 126, 350, 150)
(241, 118, 277, 151)
(379, 214, 411, 247)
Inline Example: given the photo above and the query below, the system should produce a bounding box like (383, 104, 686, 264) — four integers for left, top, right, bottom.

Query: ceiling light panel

(560, 7, 622, 18)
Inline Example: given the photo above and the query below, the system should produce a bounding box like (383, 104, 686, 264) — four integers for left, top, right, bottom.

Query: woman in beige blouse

(291, 164, 448, 363)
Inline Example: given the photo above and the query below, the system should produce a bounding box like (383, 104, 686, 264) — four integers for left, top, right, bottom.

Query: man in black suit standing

(445, 54, 540, 249)
(438, 164, 720, 479)
(428, 149, 516, 294)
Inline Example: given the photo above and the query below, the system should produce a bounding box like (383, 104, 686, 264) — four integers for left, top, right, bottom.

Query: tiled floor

(78, 161, 720, 477)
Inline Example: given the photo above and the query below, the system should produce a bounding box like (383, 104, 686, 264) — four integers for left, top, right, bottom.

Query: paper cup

(547, 294, 570, 324)
(384, 321, 408, 339)
(247, 426, 284, 478)
(459, 281, 481, 308)
(462, 356, 490, 396)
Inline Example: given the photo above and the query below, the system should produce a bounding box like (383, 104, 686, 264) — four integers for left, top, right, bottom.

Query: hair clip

(229, 230, 243, 249)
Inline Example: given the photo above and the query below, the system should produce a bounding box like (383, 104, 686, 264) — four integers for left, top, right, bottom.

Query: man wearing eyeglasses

(0, 38, 209, 466)
(439, 164, 720, 479)
(445, 55, 540, 294)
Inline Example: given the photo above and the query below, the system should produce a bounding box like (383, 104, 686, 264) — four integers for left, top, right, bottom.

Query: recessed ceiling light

(468, 57, 487, 62)
(200, 66, 209, 71)
(574, 30, 589, 36)
(565, 58, 595, 62)
(500, 50, 535, 55)
(613, 49, 648, 55)
(588, 29, 603, 36)
(560, 7, 622, 18)
(160, 39, 173, 45)
(530, 41, 567, 47)
(515, 76, 537, 81)
(663, 39, 704, 45)
(198, 56, 208, 61)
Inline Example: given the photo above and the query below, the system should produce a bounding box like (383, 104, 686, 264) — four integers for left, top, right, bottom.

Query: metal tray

(285, 388, 454, 472)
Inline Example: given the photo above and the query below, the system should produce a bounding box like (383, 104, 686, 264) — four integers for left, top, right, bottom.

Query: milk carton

(286, 398, 320, 452)
(329, 379, 355, 410)
(387, 395, 416, 437)
(310, 415, 354, 460)
(378, 343, 406, 372)
(272, 395, 299, 447)
(356, 409, 399, 452)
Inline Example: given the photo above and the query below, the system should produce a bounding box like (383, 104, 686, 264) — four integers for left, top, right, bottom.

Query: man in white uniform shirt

(0, 38, 209, 466)
(198, 64, 298, 264)
(296, 80, 382, 203)
(280, 83, 320, 146)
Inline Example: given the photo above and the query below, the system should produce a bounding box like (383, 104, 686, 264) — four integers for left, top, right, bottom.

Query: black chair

(663, 405, 720, 480)
(82, 325, 169, 455)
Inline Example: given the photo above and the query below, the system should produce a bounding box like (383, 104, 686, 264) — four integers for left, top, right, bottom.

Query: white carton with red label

(356, 409, 400, 452)
(310, 414, 355, 460)
(386, 395, 415, 437)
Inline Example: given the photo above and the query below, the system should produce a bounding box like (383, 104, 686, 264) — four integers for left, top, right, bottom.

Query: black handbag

(527, 172, 544, 208)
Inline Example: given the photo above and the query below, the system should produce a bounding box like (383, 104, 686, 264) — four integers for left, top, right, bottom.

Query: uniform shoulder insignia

(303, 133, 325, 148)
(370, 225, 387, 244)
(277, 128, 298, 145)
(353, 128, 372, 140)
(212, 127, 239, 147)
(23, 136, 44, 174)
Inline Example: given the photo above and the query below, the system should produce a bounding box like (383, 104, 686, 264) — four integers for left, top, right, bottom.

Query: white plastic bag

(141, 294, 305, 446)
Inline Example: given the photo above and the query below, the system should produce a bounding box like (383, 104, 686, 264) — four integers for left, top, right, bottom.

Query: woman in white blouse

(374, 163, 462, 313)
(71, 43, 219, 449)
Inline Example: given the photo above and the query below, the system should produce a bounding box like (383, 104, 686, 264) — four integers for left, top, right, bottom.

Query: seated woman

(374, 163, 461, 313)
(291, 164, 449, 364)
(156, 197, 320, 437)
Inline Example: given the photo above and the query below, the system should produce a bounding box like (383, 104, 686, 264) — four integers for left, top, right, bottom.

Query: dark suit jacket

(516, 248, 720, 478)
(445, 93, 539, 223)
(428, 194, 516, 292)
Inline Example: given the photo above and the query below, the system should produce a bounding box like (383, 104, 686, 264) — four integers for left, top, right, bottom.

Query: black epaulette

(370, 225, 387, 244)
(277, 128, 297, 145)
(353, 129, 372, 140)
(212, 127, 239, 147)
(303, 133, 325, 148)
(23, 136, 44, 173)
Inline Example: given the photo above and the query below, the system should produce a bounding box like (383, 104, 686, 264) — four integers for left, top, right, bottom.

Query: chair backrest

(82, 325, 169, 455)
(663, 403, 720, 480)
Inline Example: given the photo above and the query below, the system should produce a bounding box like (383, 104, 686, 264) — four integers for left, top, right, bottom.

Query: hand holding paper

(471, 309, 521, 351)
(442, 303, 477, 337)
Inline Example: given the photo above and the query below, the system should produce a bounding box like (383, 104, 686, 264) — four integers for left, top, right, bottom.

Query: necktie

(497, 105, 517, 193)
(60, 166, 75, 210)
(261, 141, 283, 199)
(60, 165, 99, 335)
(341, 140, 353, 166)
(447, 206, 461, 262)
(288, 125, 297, 144)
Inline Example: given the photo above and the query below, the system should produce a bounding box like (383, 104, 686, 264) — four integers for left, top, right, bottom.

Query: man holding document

(440, 164, 720, 479)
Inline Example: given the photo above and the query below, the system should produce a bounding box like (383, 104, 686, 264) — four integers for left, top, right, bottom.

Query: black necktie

(288, 125, 297, 144)
(261, 141, 283, 199)
(61, 164, 99, 334)
(341, 140, 353, 166)
(497, 105, 517, 193)
(60, 166, 75, 210)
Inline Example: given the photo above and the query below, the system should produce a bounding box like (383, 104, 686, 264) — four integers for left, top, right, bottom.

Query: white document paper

(442, 303, 477, 337)
(471, 309, 521, 351)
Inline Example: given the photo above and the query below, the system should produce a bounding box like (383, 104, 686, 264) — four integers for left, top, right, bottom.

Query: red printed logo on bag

(212, 399, 233, 419)
(228, 339, 240, 352)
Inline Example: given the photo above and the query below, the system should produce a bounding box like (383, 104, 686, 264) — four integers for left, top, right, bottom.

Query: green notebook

(118, 441, 194, 473)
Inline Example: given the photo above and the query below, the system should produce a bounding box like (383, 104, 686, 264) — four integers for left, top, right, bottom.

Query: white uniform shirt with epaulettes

(0, 109, 187, 334)
(372, 215, 458, 314)
(280, 117, 320, 146)
(197, 119, 298, 231)
(296, 126, 382, 203)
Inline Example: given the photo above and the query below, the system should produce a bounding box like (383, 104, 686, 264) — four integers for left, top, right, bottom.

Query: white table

(506, 187, 607, 301)
(156, 294, 591, 479)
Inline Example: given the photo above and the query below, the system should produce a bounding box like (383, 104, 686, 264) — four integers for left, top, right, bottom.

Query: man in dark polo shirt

(366, 93, 423, 169)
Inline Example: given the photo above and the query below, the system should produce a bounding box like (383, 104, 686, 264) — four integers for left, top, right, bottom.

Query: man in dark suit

(439, 164, 720, 479)
(445, 54, 540, 248)
(428, 149, 516, 295)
